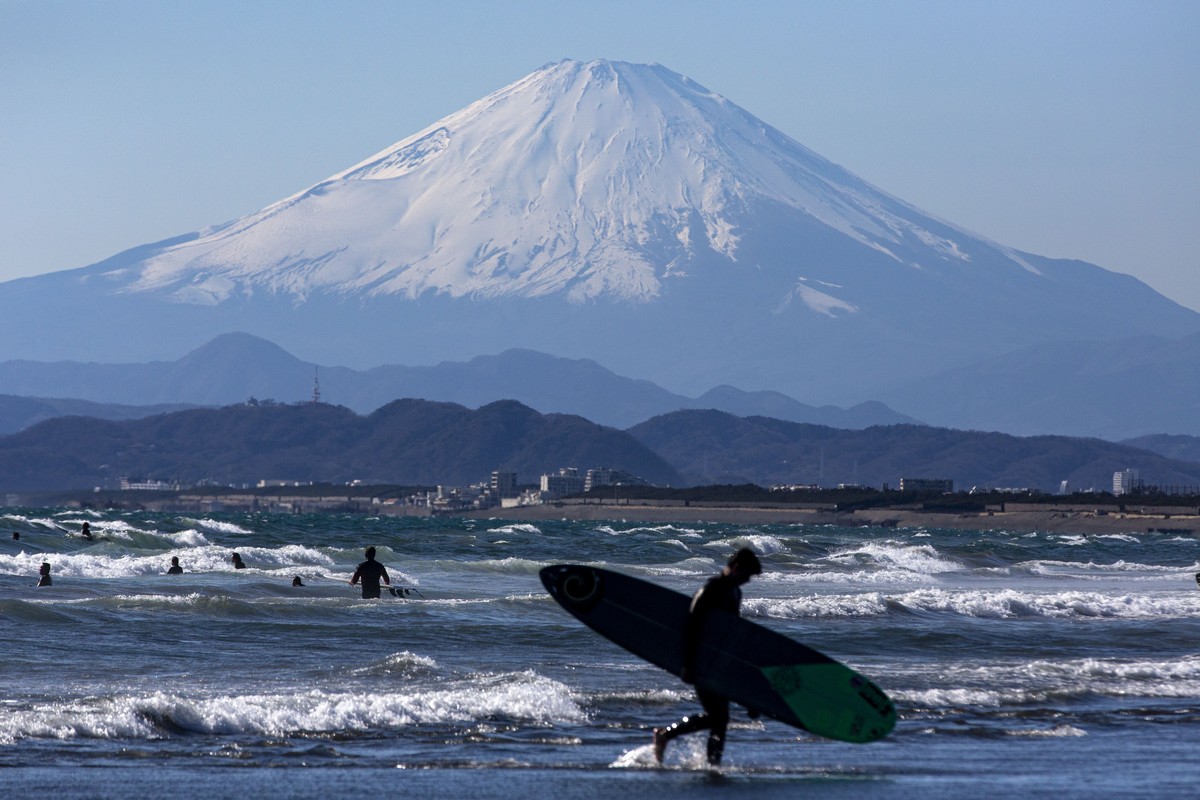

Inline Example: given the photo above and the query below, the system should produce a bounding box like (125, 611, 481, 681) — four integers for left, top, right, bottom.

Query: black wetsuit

(659, 571, 743, 764)
(351, 557, 390, 599)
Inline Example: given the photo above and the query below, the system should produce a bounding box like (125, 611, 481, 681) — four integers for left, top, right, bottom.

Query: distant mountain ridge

(0, 395, 195, 436)
(3, 399, 1197, 495)
(882, 332, 1200, 439)
(0, 399, 681, 492)
(0, 332, 917, 430)
(1122, 434, 1200, 465)
(629, 410, 1200, 492)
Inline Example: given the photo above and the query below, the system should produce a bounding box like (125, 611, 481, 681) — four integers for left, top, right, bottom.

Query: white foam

(747, 593, 888, 619)
(185, 518, 255, 535)
(0, 543, 335, 579)
(706, 534, 786, 555)
(1009, 724, 1088, 737)
(896, 655, 1200, 708)
(486, 523, 542, 536)
(894, 588, 1200, 619)
(824, 541, 963, 575)
(0, 670, 584, 744)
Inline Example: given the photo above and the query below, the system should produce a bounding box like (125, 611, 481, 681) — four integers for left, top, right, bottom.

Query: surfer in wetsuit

(231, 552, 246, 569)
(81, 522, 93, 540)
(349, 546, 390, 599)
(167, 556, 183, 574)
(37, 562, 52, 587)
(653, 547, 762, 766)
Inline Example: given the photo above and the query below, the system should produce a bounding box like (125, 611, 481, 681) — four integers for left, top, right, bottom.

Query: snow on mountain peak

(126, 59, 989, 306)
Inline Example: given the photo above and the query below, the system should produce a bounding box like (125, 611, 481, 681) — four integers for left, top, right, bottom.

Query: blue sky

(3, 0, 1198, 310)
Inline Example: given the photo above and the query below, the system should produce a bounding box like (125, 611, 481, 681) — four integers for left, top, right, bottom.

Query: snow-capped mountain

(3, 59, 1198, 405)
(128, 59, 993, 308)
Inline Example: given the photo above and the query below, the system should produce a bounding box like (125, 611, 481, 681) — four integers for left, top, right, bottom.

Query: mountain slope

(629, 410, 1200, 491)
(0, 395, 195, 435)
(1, 59, 1196, 403)
(882, 332, 1200, 439)
(1122, 434, 1200, 465)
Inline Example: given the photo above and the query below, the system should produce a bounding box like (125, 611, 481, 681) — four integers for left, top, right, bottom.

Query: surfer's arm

(681, 586, 713, 682)
(349, 567, 360, 586)
(381, 566, 390, 586)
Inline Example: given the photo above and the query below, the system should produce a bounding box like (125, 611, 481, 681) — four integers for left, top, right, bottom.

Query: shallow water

(2, 511, 1199, 798)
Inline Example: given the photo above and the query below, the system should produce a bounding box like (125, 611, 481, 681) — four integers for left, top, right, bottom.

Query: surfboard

(540, 564, 895, 744)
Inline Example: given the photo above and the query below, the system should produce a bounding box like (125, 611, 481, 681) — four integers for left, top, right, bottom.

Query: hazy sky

(3, 0, 1198, 309)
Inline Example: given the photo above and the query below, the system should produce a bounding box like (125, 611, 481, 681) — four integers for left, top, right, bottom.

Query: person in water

(167, 556, 183, 575)
(292, 575, 305, 587)
(37, 562, 52, 587)
(349, 546, 390, 599)
(653, 547, 762, 766)
(231, 552, 246, 569)
(81, 522, 93, 540)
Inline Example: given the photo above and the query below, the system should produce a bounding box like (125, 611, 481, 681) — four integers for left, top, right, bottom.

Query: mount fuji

(4, 59, 1197, 404)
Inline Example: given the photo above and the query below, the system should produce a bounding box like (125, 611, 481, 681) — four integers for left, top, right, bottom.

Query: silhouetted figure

(167, 556, 183, 575)
(37, 562, 52, 587)
(81, 522, 93, 540)
(653, 548, 762, 766)
(12, 531, 19, 540)
(231, 552, 246, 569)
(292, 575, 305, 587)
(350, 546, 390, 599)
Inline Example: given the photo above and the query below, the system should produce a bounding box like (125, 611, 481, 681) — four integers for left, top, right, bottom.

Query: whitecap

(185, 518, 255, 535)
(823, 541, 963, 576)
(746, 593, 888, 619)
(487, 523, 542, 536)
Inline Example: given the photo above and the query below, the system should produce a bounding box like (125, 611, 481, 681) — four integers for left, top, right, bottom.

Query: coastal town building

(583, 467, 649, 492)
(540, 468, 585, 499)
(118, 477, 180, 491)
(1113, 468, 1141, 496)
(899, 477, 954, 493)
(491, 471, 518, 498)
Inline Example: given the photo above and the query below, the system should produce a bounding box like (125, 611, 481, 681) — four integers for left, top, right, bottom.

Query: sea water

(2, 510, 1199, 799)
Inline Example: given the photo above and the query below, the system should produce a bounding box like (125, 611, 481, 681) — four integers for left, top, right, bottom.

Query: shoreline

(461, 502, 1200, 536)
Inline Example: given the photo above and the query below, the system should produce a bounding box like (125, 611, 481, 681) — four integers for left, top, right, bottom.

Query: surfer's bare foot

(652, 728, 666, 763)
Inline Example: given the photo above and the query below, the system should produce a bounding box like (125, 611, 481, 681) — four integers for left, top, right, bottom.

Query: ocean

(2, 510, 1199, 799)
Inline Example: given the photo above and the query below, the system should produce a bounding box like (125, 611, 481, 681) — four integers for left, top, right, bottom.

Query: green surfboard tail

(761, 663, 897, 743)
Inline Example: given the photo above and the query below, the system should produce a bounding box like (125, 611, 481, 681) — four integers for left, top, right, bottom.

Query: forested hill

(629, 410, 1200, 493)
(0, 399, 681, 492)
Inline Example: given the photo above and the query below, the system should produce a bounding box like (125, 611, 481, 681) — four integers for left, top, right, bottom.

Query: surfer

(292, 575, 305, 587)
(81, 522, 93, 540)
(231, 552, 247, 569)
(167, 556, 183, 575)
(349, 546, 391, 599)
(653, 547, 762, 766)
(36, 562, 52, 587)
